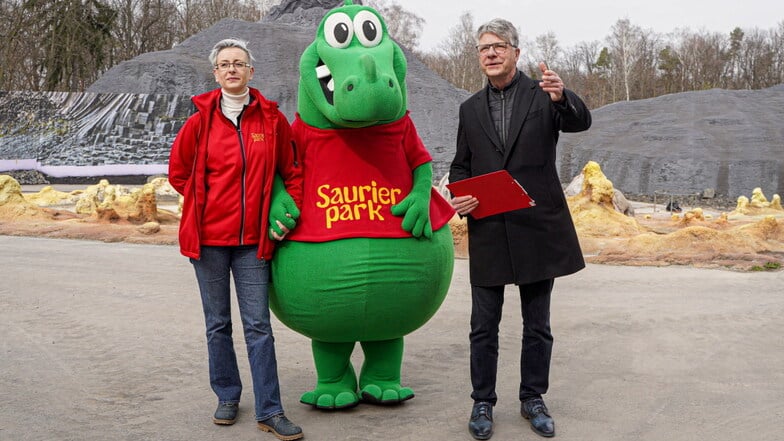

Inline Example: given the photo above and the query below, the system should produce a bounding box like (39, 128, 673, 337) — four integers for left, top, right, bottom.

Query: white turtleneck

(221, 88, 250, 126)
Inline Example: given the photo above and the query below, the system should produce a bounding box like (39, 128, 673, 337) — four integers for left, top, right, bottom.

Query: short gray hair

(476, 18, 519, 48)
(208, 38, 255, 66)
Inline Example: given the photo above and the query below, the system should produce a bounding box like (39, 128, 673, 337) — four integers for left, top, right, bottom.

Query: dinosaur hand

(391, 195, 432, 239)
(269, 174, 301, 240)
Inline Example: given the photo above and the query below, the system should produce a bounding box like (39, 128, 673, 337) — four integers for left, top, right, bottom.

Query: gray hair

(476, 18, 519, 48)
(208, 38, 255, 66)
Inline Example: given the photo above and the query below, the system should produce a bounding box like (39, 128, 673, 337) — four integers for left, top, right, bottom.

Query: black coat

(450, 72, 592, 286)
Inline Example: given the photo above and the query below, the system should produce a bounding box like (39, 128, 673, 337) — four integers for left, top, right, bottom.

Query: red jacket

(168, 88, 302, 260)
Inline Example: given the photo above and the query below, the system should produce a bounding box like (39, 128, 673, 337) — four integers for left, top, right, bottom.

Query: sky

(391, 0, 784, 52)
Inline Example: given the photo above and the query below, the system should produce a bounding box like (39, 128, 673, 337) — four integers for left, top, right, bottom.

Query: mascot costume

(268, 0, 456, 410)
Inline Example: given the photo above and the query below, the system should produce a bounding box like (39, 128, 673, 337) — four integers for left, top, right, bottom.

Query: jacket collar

(474, 70, 537, 162)
(191, 87, 274, 116)
(488, 70, 522, 93)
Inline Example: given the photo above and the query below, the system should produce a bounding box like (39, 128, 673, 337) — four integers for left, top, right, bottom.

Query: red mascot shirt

(287, 113, 454, 242)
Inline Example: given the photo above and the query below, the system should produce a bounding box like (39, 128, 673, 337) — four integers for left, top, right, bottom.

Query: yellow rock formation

(0, 176, 179, 243)
(592, 216, 783, 269)
(675, 208, 707, 226)
(771, 195, 782, 210)
(24, 185, 77, 206)
(4, 169, 780, 271)
(715, 212, 730, 226)
(449, 215, 469, 259)
(137, 221, 161, 235)
(566, 161, 645, 237)
(0, 175, 47, 219)
(732, 189, 783, 216)
(148, 177, 179, 200)
(75, 179, 112, 214)
(734, 196, 750, 214)
(88, 182, 166, 224)
(750, 187, 768, 208)
(737, 215, 784, 242)
(130, 184, 160, 224)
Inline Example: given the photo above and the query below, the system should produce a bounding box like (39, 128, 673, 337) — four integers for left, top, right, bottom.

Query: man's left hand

(538, 61, 564, 102)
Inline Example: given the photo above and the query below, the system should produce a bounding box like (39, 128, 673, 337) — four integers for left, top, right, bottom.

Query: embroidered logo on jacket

(251, 133, 265, 142)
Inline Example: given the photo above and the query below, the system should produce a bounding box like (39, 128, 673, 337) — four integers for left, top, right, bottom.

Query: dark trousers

(469, 279, 554, 405)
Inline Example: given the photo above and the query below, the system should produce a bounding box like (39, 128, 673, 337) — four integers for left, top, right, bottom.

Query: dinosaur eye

(353, 11, 382, 48)
(324, 12, 354, 48)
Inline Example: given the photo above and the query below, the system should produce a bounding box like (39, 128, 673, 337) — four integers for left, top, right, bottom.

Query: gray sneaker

(212, 402, 238, 425)
(257, 414, 303, 440)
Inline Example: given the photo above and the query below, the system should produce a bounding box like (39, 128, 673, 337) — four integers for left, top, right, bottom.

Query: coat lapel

(502, 74, 538, 167)
(473, 88, 503, 153)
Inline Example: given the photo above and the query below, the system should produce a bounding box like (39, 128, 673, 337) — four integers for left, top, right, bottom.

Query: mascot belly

(268, 0, 455, 410)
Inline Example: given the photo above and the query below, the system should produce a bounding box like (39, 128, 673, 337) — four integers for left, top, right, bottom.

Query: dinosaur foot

(359, 384, 415, 405)
(300, 389, 359, 410)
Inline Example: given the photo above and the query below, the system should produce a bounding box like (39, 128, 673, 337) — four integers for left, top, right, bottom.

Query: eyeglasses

(476, 42, 514, 55)
(214, 62, 252, 71)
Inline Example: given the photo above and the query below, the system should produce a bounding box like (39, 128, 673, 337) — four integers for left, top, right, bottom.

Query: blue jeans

(190, 245, 283, 421)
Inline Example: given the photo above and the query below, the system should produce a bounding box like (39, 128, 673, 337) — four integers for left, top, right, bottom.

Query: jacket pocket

(525, 108, 544, 121)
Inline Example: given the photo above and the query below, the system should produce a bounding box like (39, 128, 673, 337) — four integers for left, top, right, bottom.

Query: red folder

(446, 170, 536, 219)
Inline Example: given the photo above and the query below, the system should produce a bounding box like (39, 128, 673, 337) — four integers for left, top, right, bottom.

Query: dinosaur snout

(360, 54, 378, 84)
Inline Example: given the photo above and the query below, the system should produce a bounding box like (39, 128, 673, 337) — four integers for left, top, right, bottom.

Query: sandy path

(1, 235, 782, 440)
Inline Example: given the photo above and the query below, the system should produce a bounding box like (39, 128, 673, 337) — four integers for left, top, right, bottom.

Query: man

(449, 18, 591, 440)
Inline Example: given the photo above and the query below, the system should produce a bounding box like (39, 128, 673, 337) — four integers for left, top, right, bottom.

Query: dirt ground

(1, 235, 783, 441)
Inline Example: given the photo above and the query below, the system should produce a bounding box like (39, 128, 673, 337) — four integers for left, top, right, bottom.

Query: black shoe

(257, 414, 303, 441)
(468, 401, 494, 440)
(521, 397, 555, 437)
(212, 402, 238, 425)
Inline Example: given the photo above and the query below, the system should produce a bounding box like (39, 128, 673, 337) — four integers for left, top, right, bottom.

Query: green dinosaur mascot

(268, 0, 455, 410)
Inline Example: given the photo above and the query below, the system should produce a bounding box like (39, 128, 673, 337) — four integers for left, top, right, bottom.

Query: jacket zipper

(500, 89, 506, 148)
(291, 140, 299, 167)
(236, 110, 247, 245)
(192, 112, 207, 255)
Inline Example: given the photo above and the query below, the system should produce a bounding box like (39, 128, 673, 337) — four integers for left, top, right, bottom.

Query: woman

(168, 38, 303, 441)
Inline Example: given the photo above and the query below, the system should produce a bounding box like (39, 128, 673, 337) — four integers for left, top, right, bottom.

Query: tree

(568, 41, 603, 108)
(736, 28, 776, 89)
(674, 29, 731, 91)
(368, 0, 425, 51)
(173, 0, 270, 44)
(109, 0, 179, 63)
(773, 21, 784, 85)
(534, 31, 562, 68)
(421, 11, 483, 92)
(0, 0, 33, 90)
(3, 0, 784, 97)
(633, 30, 661, 98)
(576, 41, 601, 75)
(594, 46, 615, 103)
(606, 18, 642, 101)
(27, 0, 116, 91)
(727, 27, 744, 87)
(657, 45, 681, 93)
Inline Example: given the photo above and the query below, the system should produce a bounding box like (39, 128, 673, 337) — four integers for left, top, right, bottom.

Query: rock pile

(558, 85, 784, 199)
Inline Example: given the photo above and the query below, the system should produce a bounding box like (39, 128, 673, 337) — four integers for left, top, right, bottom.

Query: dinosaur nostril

(388, 79, 394, 88)
(347, 84, 354, 92)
